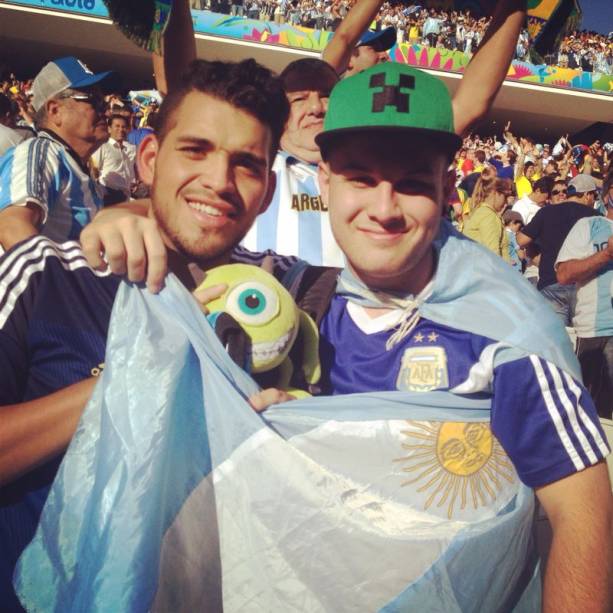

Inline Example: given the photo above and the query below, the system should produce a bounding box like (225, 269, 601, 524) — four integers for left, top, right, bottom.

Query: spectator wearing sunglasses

(0, 57, 115, 250)
(550, 179, 569, 204)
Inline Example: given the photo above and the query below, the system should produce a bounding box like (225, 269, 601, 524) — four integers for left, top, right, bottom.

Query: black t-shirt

(522, 201, 599, 290)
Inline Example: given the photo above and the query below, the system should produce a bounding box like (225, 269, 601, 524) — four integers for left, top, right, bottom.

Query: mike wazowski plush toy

(195, 264, 321, 397)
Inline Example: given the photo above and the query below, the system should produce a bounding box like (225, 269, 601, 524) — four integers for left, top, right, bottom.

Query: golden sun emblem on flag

(394, 421, 515, 519)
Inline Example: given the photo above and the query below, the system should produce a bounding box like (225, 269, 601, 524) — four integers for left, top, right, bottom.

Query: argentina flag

(14, 275, 541, 612)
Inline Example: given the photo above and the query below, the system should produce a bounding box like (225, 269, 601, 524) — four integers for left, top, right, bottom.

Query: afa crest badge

(396, 346, 449, 392)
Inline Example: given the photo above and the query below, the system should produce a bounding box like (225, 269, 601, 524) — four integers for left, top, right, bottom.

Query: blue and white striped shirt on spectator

(0, 130, 102, 242)
(241, 151, 345, 267)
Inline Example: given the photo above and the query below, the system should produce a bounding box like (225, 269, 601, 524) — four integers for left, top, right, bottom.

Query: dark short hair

(156, 59, 289, 164)
(533, 176, 554, 194)
(108, 114, 128, 126)
(280, 58, 339, 95)
(474, 149, 486, 163)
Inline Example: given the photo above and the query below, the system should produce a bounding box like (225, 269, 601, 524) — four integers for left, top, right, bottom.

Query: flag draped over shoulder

(15, 275, 541, 612)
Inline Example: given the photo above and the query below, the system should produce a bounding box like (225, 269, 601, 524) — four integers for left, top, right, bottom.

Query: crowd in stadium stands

(191, 0, 613, 73)
(554, 29, 613, 73)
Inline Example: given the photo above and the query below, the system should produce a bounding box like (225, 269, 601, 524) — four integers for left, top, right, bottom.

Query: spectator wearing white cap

(0, 57, 114, 250)
(556, 174, 613, 418)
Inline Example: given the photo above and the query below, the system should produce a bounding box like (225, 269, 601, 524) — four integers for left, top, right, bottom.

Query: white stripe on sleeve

(545, 361, 597, 464)
(530, 355, 584, 471)
(562, 370, 610, 457)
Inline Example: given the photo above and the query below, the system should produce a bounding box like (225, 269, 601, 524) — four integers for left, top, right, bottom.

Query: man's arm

(536, 463, 612, 613)
(515, 230, 533, 248)
(452, 1, 526, 135)
(152, 52, 168, 96)
(0, 204, 42, 250)
(162, 0, 197, 93)
(321, 0, 386, 74)
(557, 236, 613, 285)
(0, 377, 96, 486)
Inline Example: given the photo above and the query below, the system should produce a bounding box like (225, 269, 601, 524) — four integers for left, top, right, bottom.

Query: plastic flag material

(15, 275, 541, 612)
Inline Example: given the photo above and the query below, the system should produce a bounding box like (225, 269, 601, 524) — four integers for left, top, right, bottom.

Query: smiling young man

(0, 59, 291, 612)
(0, 57, 113, 250)
(310, 63, 611, 610)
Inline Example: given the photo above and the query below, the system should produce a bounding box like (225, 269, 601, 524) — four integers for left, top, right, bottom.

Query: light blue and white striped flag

(15, 275, 541, 612)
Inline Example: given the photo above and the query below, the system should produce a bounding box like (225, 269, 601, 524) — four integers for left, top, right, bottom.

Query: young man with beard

(0, 59, 291, 612)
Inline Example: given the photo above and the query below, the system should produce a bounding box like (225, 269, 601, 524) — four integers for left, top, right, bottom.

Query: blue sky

(579, 0, 612, 35)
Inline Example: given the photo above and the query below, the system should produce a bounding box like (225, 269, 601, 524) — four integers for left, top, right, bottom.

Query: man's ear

(137, 133, 159, 186)
(318, 161, 331, 210)
(45, 99, 63, 129)
(258, 170, 277, 216)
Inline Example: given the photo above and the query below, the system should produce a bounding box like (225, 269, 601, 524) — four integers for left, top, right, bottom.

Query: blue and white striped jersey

(241, 151, 345, 267)
(320, 296, 610, 488)
(0, 130, 102, 242)
(556, 216, 613, 339)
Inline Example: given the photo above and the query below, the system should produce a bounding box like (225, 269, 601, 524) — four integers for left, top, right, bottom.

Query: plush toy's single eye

(226, 281, 279, 325)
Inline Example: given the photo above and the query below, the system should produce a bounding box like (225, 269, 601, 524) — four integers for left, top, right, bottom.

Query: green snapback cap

(315, 63, 462, 155)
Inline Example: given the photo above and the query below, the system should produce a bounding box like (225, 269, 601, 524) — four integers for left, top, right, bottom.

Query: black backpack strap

(285, 265, 340, 395)
(290, 265, 341, 325)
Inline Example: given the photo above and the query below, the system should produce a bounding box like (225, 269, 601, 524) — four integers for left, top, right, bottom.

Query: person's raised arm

(536, 464, 612, 613)
(321, 0, 386, 74)
(452, 0, 527, 136)
(152, 52, 168, 96)
(162, 0, 197, 93)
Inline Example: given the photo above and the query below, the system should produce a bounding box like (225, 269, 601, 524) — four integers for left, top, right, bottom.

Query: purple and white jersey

(319, 295, 609, 488)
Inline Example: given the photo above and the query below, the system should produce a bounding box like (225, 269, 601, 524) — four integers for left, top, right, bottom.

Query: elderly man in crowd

(0, 57, 113, 249)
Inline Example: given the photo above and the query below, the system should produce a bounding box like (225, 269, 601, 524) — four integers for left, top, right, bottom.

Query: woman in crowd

(462, 166, 515, 261)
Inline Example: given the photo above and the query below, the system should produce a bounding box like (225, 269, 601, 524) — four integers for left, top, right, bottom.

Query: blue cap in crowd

(358, 27, 397, 52)
(32, 56, 115, 112)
